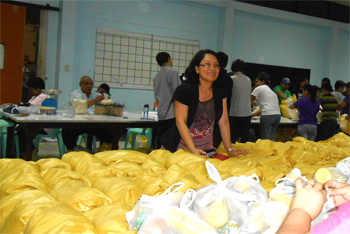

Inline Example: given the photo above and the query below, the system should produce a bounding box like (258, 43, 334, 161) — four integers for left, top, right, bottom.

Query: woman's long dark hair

(184, 49, 223, 87)
(303, 84, 317, 104)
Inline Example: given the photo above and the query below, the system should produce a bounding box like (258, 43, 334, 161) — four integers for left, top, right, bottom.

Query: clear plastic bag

(57, 102, 75, 118)
(138, 189, 217, 234)
(126, 182, 184, 230)
(193, 161, 256, 233)
(269, 168, 308, 209)
(336, 157, 350, 178)
(313, 167, 347, 184)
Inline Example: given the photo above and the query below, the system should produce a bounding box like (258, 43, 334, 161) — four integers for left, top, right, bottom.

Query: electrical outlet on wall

(64, 64, 69, 72)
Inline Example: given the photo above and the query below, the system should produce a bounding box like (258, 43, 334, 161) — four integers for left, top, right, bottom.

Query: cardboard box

(94, 103, 124, 116)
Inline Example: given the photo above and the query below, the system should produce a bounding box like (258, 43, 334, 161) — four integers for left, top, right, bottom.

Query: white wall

(18, 0, 350, 111)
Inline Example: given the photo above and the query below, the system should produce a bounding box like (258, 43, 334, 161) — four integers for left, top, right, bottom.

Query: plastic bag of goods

(280, 96, 297, 119)
(313, 167, 347, 184)
(269, 168, 308, 209)
(126, 182, 184, 230)
(336, 157, 350, 184)
(138, 189, 217, 234)
(193, 161, 256, 233)
(339, 114, 350, 135)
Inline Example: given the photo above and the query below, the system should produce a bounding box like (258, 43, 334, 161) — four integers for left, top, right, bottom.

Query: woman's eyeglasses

(199, 63, 220, 69)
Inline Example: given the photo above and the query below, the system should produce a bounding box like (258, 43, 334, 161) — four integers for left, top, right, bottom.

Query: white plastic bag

(193, 161, 256, 233)
(126, 182, 184, 230)
(72, 99, 88, 114)
(269, 168, 308, 209)
(336, 157, 350, 178)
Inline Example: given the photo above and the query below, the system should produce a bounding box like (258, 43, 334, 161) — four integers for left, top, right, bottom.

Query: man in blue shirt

(63, 76, 112, 152)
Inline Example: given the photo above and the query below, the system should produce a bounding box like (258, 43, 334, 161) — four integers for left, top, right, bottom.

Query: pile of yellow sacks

(1, 133, 349, 234)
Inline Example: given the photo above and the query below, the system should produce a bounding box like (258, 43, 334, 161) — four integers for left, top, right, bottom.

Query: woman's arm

(218, 98, 248, 157)
(175, 101, 206, 156)
(289, 104, 296, 109)
(337, 101, 346, 111)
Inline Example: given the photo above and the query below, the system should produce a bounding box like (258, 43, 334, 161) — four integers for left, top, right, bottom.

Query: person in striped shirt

(318, 83, 338, 141)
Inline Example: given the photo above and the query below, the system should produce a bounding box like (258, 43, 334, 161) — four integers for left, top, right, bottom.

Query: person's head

(321, 82, 333, 94)
(185, 49, 220, 85)
(26, 77, 45, 96)
(97, 83, 110, 96)
(313, 85, 321, 98)
(230, 59, 246, 73)
(156, 52, 172, 67)
(303, 84, 317, 103)
(79, 76, 93, 95)
(255, 72, 270, 87)
(334, 80, 345, 92)
(216, 51, 228, 69)
(300, 77, 309, 88)
(322, 77, 331, 85)
(345, 82, 350, 95)
(280, 77, 290, 91)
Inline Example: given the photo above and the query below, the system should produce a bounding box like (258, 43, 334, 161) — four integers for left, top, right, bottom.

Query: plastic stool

(124, 128, 152, 150)
(0, 119, 20, 158)
(77, 133, 97, 153)
(34, 128, 66, 157)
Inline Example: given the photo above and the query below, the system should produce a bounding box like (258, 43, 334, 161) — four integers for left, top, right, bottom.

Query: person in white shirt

(251, 72, 281, 141)
(63, 76, 112, 152)
(331, 80, 345, 104)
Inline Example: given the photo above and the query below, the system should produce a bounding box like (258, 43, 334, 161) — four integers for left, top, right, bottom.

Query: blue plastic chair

(0, 119, 20, 158)
(33, 128, 66, 157)
(77, 133, 97, 153)
(124, 128, 152, 150)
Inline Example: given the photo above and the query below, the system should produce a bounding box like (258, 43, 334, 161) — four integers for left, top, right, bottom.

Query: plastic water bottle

(143, 104, 149, 119)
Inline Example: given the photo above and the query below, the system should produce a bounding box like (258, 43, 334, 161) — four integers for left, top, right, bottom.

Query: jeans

(229, 116, 251, 143)
(260, 115, 281, 141)
(298, 124, 317, 141)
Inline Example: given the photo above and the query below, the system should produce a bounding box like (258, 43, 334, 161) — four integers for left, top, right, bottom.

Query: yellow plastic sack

(92, 176, 144, 206)
(85, 203, 132, 234)
(40, 168, 91, 190)
(148, 149, 173, 166)
(82, 165, 127, 183)
(50, 183, 112, 213)
(24, 202, 97, 233)
(339, 114, 350, 135)
(134, 174, 170, 196)
(36, 158, 72, 172)
(61, 152, 106, 174)
(110, 162, 146, 178)
(141, 159, 167, 177)
(95, 150, 152, 166)
(0, 190, 57, 227)
(0, 160, 49, 198)
(164, 149, 206, 171)
(1, 198, 56, 233)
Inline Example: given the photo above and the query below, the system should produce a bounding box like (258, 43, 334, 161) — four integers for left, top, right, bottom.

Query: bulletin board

(94, 28, 200, 90)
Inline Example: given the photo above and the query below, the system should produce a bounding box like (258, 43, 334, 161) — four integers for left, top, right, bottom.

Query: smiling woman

(159, 49, 248, 158)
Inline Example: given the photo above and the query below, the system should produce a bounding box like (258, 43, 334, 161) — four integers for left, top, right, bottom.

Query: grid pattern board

(94, 28, 200, 90)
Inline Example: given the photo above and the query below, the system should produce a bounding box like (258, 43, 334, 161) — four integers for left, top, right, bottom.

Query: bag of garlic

(138, 189, 217, 234)
(126, 182, 184, 230)
(192, 161, 256, 233)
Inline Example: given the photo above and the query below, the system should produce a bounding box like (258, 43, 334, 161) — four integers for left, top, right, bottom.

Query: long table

(250, 116, 298, 140)
(1, 111, 158, 161)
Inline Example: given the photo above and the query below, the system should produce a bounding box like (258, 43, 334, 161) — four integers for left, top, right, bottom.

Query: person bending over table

(62, 76, 112, 152)
(251, 72, 281, 141)
(289, 84, 319, 141)
(160, 49, 248, 158)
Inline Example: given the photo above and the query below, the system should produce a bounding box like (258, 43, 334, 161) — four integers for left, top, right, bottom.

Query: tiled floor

(35, 134, 149, 160)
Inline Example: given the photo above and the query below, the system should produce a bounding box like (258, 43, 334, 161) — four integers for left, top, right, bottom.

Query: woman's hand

(325, 180, 350, 207)
(190, 148, 207, 157)
(229, 149, 248, 158)
(292, 179, 327, 220)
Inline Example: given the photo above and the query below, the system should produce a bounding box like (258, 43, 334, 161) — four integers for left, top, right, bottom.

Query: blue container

(42, 99, 58, 114)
